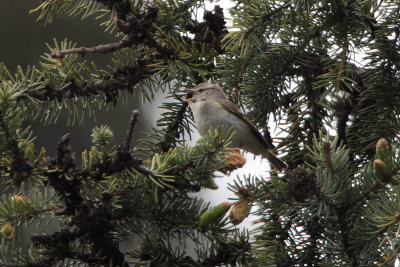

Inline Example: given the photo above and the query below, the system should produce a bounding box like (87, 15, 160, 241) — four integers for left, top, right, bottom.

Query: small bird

(185, 82, 287, 172)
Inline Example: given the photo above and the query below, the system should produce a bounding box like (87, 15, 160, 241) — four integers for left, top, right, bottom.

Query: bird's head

(184, 82, 227, 103)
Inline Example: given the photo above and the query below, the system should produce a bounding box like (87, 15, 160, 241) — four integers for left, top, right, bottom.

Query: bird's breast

(190, 100, 249, 141)
(191, 100, 219, 136)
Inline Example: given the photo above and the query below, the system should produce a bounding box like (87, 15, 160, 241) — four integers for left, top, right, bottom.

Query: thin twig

(123, 109, 141, 149)
(51, 38, 134, 59)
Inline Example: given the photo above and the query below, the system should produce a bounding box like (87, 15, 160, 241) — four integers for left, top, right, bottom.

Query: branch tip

(123, 109, 141, 149)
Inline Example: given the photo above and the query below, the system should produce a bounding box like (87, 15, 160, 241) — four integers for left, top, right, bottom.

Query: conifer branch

(7, 205, 57, 225)
(158, 99, 190, 152)
(244, 2, 291, 38)
(3, 1, 400, 265)
(35, 134, 126, 266)
(27, 59, 151, 102)
(230, 2, 292, 103)
(347, 162, 400, 209)
(123, 109, 141, 149)
(188, 5, 228, 53)
(299, 217, 322, 265)
(0, 112, 22, 159)
(51, 38, 135, 58)
(336, 207, 354, 266)
(334, 98, 352, 144)
(230, 56, 248, 104)
(46, 133, 82, 216)
(50, 5, 174, 60)
(0, 111, 32, 186)
(348, 180, 384, 209)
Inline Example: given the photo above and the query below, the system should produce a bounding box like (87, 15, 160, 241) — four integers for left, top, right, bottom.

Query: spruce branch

(348, 178, 389, 210)
(0, 112, 22, 159)
(187, 5, 228, 53)
(0, 111, 32, 187)
(27, 59, 151, 102)
(51, 38, 135, 58)
(116, 10, 174, 57)
(4, 0, 400, 266)
(123, 109, 141, 149)
(158, 98, 190, 152)
(23, 3, 228, 108)
(347, 160, 400, 210)
(338, 209, 354, 266)
(243, 1, 291, 38)
(50, 5, 174, 60)
(46, 133, 82, 216)
(6, 205, 56, 225)
(48, 128, 161, 188)
(26, 5, 191, 104)
(230, 55, 248, 104)
(34, 134, 127, 266)
(334, 98, 352, 144)
(298, 217, 322, 265)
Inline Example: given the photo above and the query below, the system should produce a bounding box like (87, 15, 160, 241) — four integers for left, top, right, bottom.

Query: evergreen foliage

(0, 0, 400, 266)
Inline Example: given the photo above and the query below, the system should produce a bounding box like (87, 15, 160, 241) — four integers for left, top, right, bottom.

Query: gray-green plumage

(186, 82, 287, 172)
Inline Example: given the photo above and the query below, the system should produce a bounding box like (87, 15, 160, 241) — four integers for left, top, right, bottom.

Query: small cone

(230, 198, 250, 225)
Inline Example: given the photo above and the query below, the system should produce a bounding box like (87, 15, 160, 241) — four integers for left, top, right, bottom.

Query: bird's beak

(183, 88, 195, 103)
(183, 98, 194, 103)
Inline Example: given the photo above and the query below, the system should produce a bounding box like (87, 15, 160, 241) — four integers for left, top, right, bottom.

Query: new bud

(12, 195, 29, 211)
(12, 195, 26, 204)
(373, 159, 390, 180)
(220, 150, 246, 174)
(1, 223, 16, 239)
(376, 138, 390, 161)
(199, 202, 232, 229)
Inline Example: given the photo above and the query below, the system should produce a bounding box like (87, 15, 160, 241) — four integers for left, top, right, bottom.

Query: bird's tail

(263, 152, 287, 172)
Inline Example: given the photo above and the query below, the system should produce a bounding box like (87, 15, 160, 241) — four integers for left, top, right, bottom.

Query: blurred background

(0, 1, 147, 153)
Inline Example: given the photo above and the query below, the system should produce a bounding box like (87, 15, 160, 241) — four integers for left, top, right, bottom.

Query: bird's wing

(215, 98, 275, 150)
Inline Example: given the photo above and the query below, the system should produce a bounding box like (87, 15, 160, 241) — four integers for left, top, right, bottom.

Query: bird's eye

(198, 89, 205, 92)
